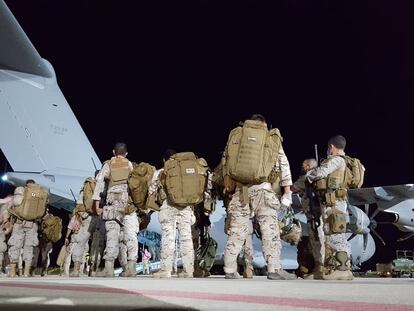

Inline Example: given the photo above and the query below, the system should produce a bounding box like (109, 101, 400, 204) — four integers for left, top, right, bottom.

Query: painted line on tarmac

(0, 282, 412, 311)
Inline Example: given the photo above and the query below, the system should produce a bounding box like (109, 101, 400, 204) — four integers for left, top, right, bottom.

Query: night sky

(1, 0, 414, 270)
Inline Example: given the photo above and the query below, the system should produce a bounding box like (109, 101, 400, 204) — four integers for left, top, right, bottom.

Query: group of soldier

(0, 113, 358, 281)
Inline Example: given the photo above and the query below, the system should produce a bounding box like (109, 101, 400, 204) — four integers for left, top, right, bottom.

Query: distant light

(1, 174, 7, 182)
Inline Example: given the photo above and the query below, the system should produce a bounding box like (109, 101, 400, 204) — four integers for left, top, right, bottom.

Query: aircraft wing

(348, 184, 414, 208)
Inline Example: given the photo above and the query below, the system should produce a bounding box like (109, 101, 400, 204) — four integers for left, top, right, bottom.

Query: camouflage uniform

(293, 175, 325, 268)
(0, 197, 12, 273)
(31, 238, 53, 274)
(306, 154, 350, 256)
(224, 146, 292, 274)
(68, 212, 94, 263)
(158, 202, 196, 274)
(118, 212, 139, 267)
(92, 157, 133, 262)
(8, 187, 39, 264)
(90, 216, 106, 271)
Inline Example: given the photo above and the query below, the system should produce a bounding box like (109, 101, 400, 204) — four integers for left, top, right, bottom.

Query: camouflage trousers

(71, 215, 94, 263)
(90, 217, 106, 267)
(322, 200, 351, 256)
(158, 204, 195, 273)
(0, 230, 6, 269)
(241, 221, 254, 271)
(32, 240, 53, 270)
(8, 221, 39, 263)
(103, 191, 128, 261)
(118, 212, 139, 266)
(224, 184, 281, 274)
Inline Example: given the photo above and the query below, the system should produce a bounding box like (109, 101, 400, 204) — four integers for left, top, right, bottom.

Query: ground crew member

(306, 135, 353, 280)
(7, 180, 48, 277)
(222, 114, 296, 280)
(93, 142, 133, 277)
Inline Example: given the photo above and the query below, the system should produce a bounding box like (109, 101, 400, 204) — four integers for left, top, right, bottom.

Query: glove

(281, 191, 293, 207)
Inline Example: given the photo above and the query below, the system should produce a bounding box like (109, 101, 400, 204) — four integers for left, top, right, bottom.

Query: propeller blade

(363, 233, 368, 251)
(347, 233, 357, 242)
(371, 228, 386, 246)
(370, 208, 381, 221)
(364, 204, 370, 216)
(397, 233, 414, 242)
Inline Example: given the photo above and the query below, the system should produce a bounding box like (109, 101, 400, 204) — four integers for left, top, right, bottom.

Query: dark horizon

(1, 0, 414, 270)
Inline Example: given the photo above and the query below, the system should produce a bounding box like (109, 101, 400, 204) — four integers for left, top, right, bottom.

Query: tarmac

(0, 276, 413, 311)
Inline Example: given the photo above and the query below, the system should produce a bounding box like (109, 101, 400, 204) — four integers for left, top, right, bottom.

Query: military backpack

(41, 214, 62, 243)
(128, 162, 156, 209)
(12, 184, 48, 221)
(224, 120, 282, 185)
(163, 152, 208, 207)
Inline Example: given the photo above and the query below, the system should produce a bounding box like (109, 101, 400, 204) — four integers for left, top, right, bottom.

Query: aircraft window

(52, 104, 58, 107)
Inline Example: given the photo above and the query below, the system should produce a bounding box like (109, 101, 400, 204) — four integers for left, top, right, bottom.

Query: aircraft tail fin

(0, 1, 52, 77)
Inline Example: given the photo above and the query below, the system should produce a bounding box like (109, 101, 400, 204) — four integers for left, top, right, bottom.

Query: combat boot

(41, 267, 48, 277)
(323, 251, 354, 281)
(8, 263, 17, 278)
(18, 268, 23, 277)
(23, 262, 31, 277)
(119, 264, 128, 277)
(224, 272, 240, 279)
(70, 262, 81, 277)
(97, 260, 114, 277)
(126, 260, 136, 277)
(243, 267, 254, 279)
(303, 262, 324, 280)
(153, 270, 171, 278)
(267, 269, 297, 280)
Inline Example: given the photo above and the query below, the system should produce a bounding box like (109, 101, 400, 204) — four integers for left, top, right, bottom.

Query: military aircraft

(0, 0, 413, 271)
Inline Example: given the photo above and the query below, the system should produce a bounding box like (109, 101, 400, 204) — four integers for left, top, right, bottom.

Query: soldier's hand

(96, 207, 103, 216)
(64, 238, 69, 246)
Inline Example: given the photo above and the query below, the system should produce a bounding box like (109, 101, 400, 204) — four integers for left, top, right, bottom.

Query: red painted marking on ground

(0, 282, 413, 311)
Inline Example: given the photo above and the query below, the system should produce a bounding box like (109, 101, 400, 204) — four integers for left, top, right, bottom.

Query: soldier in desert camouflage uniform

(93, 142, 133, 277)
(223, 114, 296, 280)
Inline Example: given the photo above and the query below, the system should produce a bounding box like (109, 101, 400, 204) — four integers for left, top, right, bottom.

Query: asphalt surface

(0, 276, 413, 311)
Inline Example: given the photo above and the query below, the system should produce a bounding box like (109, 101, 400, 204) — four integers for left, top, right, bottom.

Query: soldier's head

(113, 142, 128, 157)
(25, 179, 35, 186)
(327, 135, 346, 156)
(249, 114, 266, 124)
(163, 149, 177, 163)
(302, 159, 317, 172)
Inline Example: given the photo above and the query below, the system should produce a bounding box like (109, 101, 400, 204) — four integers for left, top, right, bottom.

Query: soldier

(222, 114, 296, 280)
(65, 177, 98, 277)
(7, 179, 49, 277)
(89, 216, 106, 276)
(92, 142, 133, 277)
(153, 149, 209, 278)
(0, 196, 13, 276)
(291, 158, 325, 279)
(306, 135, 353, 280)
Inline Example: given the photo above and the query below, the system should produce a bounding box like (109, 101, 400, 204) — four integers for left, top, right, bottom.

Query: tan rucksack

(344, 156, 365, 189)
(12, 184, 48, 221)
(224, 120, 282, 185)
(41, 214, 62, 243)
(74, 177, 96, 214)
(108, 157, 130, 188)
(128, 162, 156, 209)
(163, 152, 208, 207)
